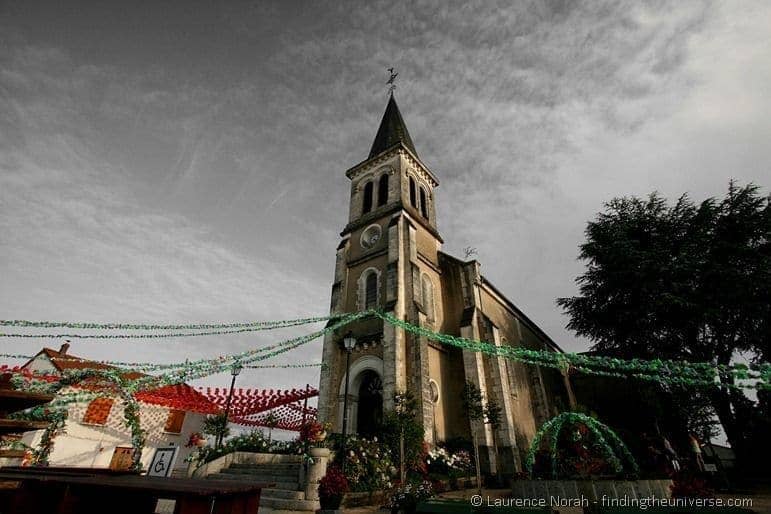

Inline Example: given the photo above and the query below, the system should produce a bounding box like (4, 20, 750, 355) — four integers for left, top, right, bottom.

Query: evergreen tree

(558, 182, 770, 464)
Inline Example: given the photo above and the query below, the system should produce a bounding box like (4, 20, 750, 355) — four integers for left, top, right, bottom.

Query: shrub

(186, 429, 304, 465)
(339, 435, 394, 492)
(671, 471, 714, 498)
(426, 446, 473, 478)
(319, 465, 349, 510)
(387, 479, 434, 513)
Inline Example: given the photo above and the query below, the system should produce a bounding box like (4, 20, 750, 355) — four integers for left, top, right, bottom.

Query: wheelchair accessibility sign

(147, 445, 179, 477)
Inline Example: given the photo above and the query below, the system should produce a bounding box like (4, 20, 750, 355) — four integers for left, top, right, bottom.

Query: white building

(20, 343, 216, 474)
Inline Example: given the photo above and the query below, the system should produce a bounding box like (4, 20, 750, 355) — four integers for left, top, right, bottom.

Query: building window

(421, 273, 434, 319)
(409, 177, 417, 208)
(420, 187, 429, 218)
(377, 174, 389, 206)
(83, 397, 114, 425)
(365, 272, 378, 309)
(429, 380, 440, 404)
(164, 409, 186, 434)
(362, 181, 373, 214)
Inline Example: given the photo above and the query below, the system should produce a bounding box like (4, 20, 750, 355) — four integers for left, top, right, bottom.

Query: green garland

(0, 314, 334, 330)
(0, 315, 336, 339)
(373, 311, 768, 391)
(0, 353, 324, 372)
(525, 412, 638, 479)
(26, 409, 67, 466)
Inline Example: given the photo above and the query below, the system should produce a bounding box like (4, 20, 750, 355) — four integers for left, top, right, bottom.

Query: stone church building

(317, 94, 575, 474)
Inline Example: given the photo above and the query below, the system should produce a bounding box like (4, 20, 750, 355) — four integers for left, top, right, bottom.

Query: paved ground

(326, 488, 770, 514)
(218, 486, 771, 514)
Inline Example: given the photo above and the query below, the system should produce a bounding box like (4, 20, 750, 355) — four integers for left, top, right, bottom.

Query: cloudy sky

(1, 0, 770, 398)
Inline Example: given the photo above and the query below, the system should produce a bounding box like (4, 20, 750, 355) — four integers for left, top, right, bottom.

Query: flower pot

(319, 494, 343, 510)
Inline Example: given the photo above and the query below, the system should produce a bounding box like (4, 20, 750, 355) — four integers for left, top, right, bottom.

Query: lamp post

(216, 361, 243, 449)
(340, 335, 356, 473)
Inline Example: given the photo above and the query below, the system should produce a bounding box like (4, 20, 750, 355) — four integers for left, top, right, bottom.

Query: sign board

(147, 445, 179, 477)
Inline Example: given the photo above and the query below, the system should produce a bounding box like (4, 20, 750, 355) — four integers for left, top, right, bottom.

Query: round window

(360, 224, 382, 249)
(429, 380, 440, 404)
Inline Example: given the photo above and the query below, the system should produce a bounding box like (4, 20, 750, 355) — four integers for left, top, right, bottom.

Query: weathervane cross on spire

(387, 67, 398, 95)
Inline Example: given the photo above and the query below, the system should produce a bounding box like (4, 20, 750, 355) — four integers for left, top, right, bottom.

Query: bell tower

(317, 93, 444, 441)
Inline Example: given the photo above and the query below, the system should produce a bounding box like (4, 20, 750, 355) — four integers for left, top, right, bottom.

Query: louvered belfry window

(365, 272, 378, 309)
(378, 174, 389, 206)
(363, 181, 374, 214)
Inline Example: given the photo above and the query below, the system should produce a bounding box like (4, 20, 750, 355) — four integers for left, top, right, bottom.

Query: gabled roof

(20, 345, 219, 413)
(26, 346, 143, 380)
(368, 94, 418, 159)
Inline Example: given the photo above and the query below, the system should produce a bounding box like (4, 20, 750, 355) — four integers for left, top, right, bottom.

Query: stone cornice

(345, 143, 439, 187)
(346, 247, 388, 268)
(342, 206, 444, 243)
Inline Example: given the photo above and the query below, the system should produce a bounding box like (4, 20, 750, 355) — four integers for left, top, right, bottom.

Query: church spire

(368, 94, 418, 159)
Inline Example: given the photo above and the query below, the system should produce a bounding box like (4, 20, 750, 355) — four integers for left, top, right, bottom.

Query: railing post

(304, 447, 330, 501)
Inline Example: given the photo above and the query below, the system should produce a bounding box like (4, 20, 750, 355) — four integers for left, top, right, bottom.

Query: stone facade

(317, 95, 575, 474)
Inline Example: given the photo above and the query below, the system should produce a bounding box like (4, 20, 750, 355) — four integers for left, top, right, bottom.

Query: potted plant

(318, 465, 349, 513)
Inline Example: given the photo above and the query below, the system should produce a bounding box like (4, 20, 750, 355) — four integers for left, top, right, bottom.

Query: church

(317, 93, 576, 475)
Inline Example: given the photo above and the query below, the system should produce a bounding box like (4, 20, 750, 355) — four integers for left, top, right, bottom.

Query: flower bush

(298, 421, 329, 445)
(318, 465, 349, 510)
(387, 479, 434, 514)
(426, 446, 473, 478)
(186, 429, 303, 464)
(671, 471, 714, 498)
(185, 432, 206, 448)
(340, 435, 394, 492)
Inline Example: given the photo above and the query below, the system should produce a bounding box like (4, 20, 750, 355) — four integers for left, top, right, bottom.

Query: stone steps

(220, 467, 299, 479)
(258, 496, 319, 511)
(210, 459, 318, 512)
(208, 473, 298, 491)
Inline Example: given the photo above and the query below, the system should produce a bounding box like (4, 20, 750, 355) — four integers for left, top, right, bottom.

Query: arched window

(362, 181, 373, 214)
(365, 272, 378, 309)
(421, 273, 434, 319)
(409, 177, 417, 208)
(420, 187, 428, 218)
(377, 174, 388, 206)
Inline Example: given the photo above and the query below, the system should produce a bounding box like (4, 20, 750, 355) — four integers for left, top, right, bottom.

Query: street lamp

(340, 335, 356, 473)
(216, 361, 243, 449)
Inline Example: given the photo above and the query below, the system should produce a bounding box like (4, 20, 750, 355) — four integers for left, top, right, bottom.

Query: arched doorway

(337, 355, 384, 436)
(356, 370, 383, 438)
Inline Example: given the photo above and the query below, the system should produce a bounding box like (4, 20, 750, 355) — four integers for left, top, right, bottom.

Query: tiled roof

(38, 347, 144, 380)
(23, 347, 219, 412)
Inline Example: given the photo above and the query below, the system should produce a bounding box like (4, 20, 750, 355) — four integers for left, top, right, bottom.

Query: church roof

(368, 94, 418, 159)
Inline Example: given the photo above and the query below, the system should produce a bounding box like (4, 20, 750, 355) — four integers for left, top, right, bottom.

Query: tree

(379, 391, 423, 483)
(202, 413, 230, 443)
(462, 381, 484, 493)
(484, 398, 503, 479)
(558, 182, 770, 463)
(264, 412, 279, 444)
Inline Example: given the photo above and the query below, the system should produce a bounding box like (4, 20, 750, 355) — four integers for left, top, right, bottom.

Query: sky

(1, 0, 770, 403)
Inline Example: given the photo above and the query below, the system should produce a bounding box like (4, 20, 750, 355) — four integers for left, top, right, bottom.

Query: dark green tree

(379, 391, 423, 482)
(202, 413, 230, 444)
(484, 398, 503, 478)
(558, 182, 770, 462)
(462, 381, 484, 493)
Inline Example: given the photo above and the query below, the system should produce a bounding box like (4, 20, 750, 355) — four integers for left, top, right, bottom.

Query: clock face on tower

(360, 224, 382, 250)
